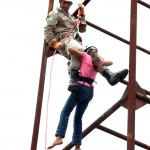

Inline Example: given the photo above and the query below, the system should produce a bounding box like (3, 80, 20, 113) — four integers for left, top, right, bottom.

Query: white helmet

(59, 0, 73, 4)
(84, 46, 98, 54)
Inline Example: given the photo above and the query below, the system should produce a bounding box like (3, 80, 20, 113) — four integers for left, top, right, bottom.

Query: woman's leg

(55, 93, 78, 138)
(47, 93, 77, 149)
(72, 85, 93, 146)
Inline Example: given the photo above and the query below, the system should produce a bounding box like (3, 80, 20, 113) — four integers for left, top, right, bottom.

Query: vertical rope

(44, 48, 57, 150)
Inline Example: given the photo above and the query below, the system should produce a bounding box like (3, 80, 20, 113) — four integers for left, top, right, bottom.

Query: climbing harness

(79, 76, 95, 85)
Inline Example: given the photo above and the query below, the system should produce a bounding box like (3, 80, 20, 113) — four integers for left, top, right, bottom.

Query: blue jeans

(55, 84, 93, 145)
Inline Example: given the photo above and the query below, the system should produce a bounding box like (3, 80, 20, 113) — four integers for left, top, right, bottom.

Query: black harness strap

(79, 76, 94, 85)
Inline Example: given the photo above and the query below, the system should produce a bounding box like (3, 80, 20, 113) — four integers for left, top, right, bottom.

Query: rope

(61, 21, 79, 45)
(44, 48, 57, 150)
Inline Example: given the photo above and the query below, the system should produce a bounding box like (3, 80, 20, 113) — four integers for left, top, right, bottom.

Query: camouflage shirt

(44, 7, 78, 45)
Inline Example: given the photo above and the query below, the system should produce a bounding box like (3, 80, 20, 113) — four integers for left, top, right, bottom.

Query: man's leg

(68, 70, 79, 92)
(64, 38, 83, 92)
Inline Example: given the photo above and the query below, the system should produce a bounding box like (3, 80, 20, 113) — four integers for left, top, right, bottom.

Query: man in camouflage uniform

(44, 0, 128, 92)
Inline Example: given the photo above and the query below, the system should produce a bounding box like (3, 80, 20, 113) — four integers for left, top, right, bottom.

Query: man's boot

(68, 70, 79, 92)
(101, 68, 128, 86)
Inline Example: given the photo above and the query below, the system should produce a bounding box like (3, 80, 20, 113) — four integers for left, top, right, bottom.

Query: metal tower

(31, 0, 150, 149)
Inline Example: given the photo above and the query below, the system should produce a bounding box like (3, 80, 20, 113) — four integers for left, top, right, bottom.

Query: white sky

(0, 0, 149, 150)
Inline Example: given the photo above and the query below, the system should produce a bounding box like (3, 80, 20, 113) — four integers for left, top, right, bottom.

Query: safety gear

(84, 46, 98, 53)
(59, 0, 73, 4)
(79, 76, 94, 85)
(68, 70, 79, 92)
(51, 39, 63, 50)
(101, 68, 128, 86)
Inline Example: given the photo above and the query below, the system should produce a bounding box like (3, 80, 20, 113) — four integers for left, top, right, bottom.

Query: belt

(78, 76, 94, 85)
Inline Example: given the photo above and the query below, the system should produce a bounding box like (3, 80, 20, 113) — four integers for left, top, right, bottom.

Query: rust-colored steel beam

(62, 96, 127, 150)
(48, 0, 54, 14)
(138, 0, 150, 8)
(120, 80, 150, 96)
(31, 41, 49, 150)
(86, 21, 150, 55)
(136, 92, 150, 104)
(127, 0, 138, 149)
(96, 125, 150, 149)
(31, 0, 54, 149)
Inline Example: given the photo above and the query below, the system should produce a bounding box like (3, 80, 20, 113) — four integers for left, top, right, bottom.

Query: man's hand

(78, 2, 86, 33)
(78, 2, 85, 17)
(51, 39, 63, 50)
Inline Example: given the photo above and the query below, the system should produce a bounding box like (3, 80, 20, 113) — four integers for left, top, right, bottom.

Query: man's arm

(44, 11, 57, 45)
(78, 2, 86, 33)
